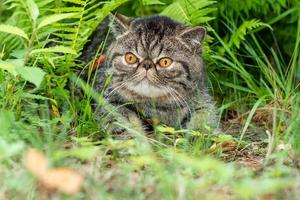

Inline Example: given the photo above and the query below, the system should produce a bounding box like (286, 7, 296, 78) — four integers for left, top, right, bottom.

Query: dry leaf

(23, 148, 48, 177)
(209, 141, 237, 153)
(42, 168, 83, 194)
(23, 148, 83, 195)
(220, 141, 237, 152)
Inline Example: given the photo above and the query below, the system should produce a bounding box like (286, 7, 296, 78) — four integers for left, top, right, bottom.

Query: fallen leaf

(23, 148, 48, 178)
(263, 194, 275, 200)
(23, 148, 83, 195)
(42, 168, 83, 194)
(220, 141, 237, 152)
(209, 141, 237, 153)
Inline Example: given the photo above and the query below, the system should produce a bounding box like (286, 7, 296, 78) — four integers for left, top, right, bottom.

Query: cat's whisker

(168, 87, 193, 119)
(169, 87, 191, 109)
(110, 73, 139, 93)
(108, 82, 127, 97)
(149, 76, 183, 110)
(108, 79, 130, 97)
(165, 88, 190, 124)
(166, 87, 184, 109)
(108, 73, 141, 97)
(167, 89, 183, 109)
(151, 76, 181, 106)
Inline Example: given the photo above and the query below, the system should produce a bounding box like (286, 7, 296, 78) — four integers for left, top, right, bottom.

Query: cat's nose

(141, 58, 155, 70)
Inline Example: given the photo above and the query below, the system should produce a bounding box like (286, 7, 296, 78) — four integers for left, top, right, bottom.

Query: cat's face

(107, 14, 206, 102)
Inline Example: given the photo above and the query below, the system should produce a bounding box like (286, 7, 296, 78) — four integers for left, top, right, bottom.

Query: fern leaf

(26, 0, 39, 21)
(62, 0, 85, 6)
(1, 0, 56, 53)
(16, 66, 46, 87)
(161, 0, 216, 25)
(142, 0, 165, 6)
(30, 46, 77, 56)
(0, 24, 29, 41)
(54, 0, 128, 52)
(161, 1, 190, 24)
(0, 59, 18, 76)
(37, 13, 79, 29)
(228, 19, 272, 49)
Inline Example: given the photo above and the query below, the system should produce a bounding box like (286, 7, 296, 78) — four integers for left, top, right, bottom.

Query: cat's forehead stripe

(132, 15, 183, 35)
(130, 16, 184, 55)
(149, 36, 160, 52)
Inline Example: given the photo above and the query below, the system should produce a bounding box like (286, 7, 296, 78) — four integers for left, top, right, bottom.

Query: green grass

(1, 0, 300, 199)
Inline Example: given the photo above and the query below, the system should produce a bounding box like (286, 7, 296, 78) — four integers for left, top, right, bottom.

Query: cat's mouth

(126, 76, 167, 97)
(121, 69, 168, 97)
(135, 71, 156, 83)
(140, 75, 148, 82)
(127, 83, 165, 97)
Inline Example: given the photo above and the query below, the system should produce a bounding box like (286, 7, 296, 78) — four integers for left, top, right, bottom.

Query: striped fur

(99, 14, 217, 130)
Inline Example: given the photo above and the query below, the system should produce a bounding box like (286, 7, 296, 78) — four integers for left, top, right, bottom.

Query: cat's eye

(125, 52, 138, 64)
(158, 57, 173, 68)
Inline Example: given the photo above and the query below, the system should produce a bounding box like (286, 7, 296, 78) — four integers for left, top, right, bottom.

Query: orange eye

(125, 52, 138, 64)
(159, 57, 173, 68)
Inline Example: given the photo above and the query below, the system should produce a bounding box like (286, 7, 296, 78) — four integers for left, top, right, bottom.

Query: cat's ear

(110, 13, 132, 36)
(178, 26, 206, 51)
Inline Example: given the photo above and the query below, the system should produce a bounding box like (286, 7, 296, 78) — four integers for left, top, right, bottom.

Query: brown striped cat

(83, 14, 218, 133)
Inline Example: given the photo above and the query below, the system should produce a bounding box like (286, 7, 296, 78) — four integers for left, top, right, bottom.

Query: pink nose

(140, 58, 155, 70)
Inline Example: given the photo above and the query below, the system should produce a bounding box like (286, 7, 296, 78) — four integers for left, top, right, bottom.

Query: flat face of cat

(107, 14, 206, 103)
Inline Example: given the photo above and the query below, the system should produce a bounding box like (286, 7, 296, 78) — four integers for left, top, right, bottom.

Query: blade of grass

(238, 95, 266, 147)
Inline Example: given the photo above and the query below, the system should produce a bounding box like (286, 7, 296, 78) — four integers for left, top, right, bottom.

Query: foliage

(160, 0, 216, 24)
(227, 19, 271, 49)
(0, 0, 300, 199)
